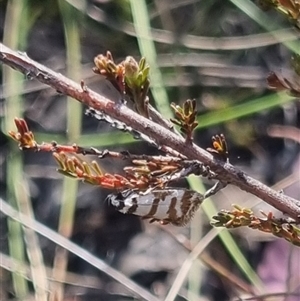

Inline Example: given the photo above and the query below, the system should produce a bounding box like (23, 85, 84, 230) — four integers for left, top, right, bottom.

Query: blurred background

(0, 0, 300, 300)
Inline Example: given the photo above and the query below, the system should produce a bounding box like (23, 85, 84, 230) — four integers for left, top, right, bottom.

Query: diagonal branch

(1, 43, 300, 221)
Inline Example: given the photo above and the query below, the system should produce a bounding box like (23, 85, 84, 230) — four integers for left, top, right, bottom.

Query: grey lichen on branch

(1, 42, 300, 222)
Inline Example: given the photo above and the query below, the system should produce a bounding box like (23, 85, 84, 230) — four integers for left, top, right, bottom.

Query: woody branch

(1, 43, 300, 221)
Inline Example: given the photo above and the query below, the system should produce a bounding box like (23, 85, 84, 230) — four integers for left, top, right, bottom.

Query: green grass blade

(51, 1, 83, 299)
(197, 92, 295, 129)
(129, 0, 173, 118)
(3, 0, 29, 298)
(188, 176, 264, 290)
(230, 0, 300, 54)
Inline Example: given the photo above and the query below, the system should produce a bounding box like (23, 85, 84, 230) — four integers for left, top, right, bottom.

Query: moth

(106, 188, 204, 226)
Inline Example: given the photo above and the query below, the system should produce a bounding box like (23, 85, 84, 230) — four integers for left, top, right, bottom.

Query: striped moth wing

(107, 189, 204, 226)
